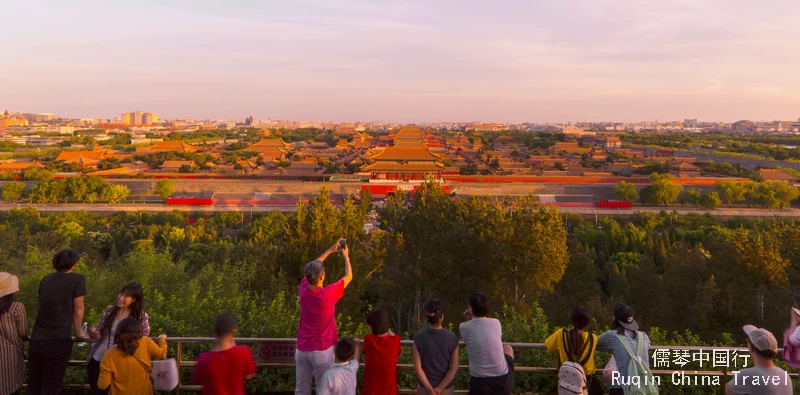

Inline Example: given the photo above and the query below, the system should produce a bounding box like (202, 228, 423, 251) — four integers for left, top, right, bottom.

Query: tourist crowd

(0, 243, 796, 395)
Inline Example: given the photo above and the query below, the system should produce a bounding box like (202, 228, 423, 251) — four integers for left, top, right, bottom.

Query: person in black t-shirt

(27, 249, 87, 395)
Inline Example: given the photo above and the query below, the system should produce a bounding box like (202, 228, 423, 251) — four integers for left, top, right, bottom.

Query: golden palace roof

(364, 162, 445, 172)
(137, 141, 199, 153)
(368, 145, 442, 162)
(56, 150, 108, 162)
(0, 160, 45, 170)
(248, 138, 291, 150)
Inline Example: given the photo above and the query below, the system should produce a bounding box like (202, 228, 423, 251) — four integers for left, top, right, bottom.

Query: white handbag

(151, 358, 179, 392)
(602, 356, 617, 387)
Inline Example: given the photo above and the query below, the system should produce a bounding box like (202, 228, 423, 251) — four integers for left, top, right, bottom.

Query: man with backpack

(546, 307, 601, 395)
(597, 304, 658, 395)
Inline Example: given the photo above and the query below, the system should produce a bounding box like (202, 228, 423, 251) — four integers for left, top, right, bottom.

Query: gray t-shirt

(597, 330, 651, 389)
(728, 367, 792, 395)
(414, 327, 459, 388)
(460, 317, 508, 378)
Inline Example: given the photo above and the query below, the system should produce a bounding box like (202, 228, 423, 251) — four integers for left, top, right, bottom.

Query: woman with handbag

(98, 317, 167, 395)
(87, 283, 150, 394)
(0, 272, 28, 395)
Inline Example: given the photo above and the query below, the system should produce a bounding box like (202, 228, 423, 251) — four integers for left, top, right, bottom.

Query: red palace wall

(361, 184, 451, 195)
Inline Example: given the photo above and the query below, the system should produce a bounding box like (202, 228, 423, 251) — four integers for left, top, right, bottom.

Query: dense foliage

(2, 184, 800, 393)
(2, 176, 132, 203)
(621, 132, 800, 162)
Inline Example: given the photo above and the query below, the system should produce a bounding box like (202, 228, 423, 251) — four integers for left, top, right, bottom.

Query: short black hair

(366, 308, 390, 335)
(570, 307, 591, 330)
(424, 299, 445, 324)
(335, 337, 356, 362)
(213, 312, 237, 337)
(52, 249, 79, 272)
(469, 292, 489, 317)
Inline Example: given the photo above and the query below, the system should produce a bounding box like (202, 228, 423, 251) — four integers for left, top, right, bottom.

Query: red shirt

(297, 277, 345, 352)
(362, 334, 401, 395)
(192, 345, 257, 395)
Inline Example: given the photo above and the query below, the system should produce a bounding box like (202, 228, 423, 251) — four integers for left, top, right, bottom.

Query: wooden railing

(21, 338, 793, 394)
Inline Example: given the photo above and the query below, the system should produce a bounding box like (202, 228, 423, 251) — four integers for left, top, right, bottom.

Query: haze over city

(2, 0, 800, 122)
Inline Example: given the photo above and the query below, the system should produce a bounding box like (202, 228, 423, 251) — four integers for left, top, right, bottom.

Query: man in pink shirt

(295, 239, 353, 395)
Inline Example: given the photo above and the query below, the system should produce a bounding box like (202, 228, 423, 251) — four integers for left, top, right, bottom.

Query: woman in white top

(86, 283, 150, 395)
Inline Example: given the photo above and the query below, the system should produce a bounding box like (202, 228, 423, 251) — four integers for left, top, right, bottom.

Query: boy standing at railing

(318, 337, 360, 395)
(192, 312, 257, 395)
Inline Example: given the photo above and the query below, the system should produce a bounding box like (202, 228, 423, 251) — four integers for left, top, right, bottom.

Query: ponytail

(426, 309, 443, 324)
(569, 329, 582, 361)
(567, 306, 592, 361)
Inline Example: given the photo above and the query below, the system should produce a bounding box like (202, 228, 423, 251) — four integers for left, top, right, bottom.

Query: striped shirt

(0, 302, 28, 395)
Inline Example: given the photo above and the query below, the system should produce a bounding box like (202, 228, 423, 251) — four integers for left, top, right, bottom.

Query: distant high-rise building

(131, 111, 144, 125)
(142, 112, 158, 125)
(121, 111, 158, 125)
(245, 115, 255, 126)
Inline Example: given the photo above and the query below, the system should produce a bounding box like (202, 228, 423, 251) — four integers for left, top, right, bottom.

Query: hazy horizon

(2, 0, 799, 123)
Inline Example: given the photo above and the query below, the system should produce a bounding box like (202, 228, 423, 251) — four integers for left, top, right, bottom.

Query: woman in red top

(362, 308, 402, 395)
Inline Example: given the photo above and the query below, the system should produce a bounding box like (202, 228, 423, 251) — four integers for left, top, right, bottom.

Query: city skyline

(2, 0, 800, 123)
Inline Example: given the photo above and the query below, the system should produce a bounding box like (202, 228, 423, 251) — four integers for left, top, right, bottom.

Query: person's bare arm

(436, 346, 460, 393)
(413, 344, 436, 394)
(341, 245, 353, 288)
(73, 296, 86, 338)
(317, 240, 342, 262)
(354, 338, 361, 362)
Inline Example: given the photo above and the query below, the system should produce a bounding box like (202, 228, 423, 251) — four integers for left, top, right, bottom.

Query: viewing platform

(22, 337, 793, 394)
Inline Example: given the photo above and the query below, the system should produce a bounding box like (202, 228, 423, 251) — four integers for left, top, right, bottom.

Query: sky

(1, 0, 800, 123)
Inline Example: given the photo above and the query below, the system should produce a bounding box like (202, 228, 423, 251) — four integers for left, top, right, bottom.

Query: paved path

(1, 203, 797, 218)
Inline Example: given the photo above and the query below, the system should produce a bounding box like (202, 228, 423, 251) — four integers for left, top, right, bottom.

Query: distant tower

(245, 115, 255, 126)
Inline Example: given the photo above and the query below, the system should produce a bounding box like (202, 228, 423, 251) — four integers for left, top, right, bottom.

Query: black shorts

(468, 354, 515, 395)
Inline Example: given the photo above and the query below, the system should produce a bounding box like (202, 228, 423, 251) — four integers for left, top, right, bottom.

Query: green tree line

(1, 177, 130, 203)
(612, 174, 799, 208)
